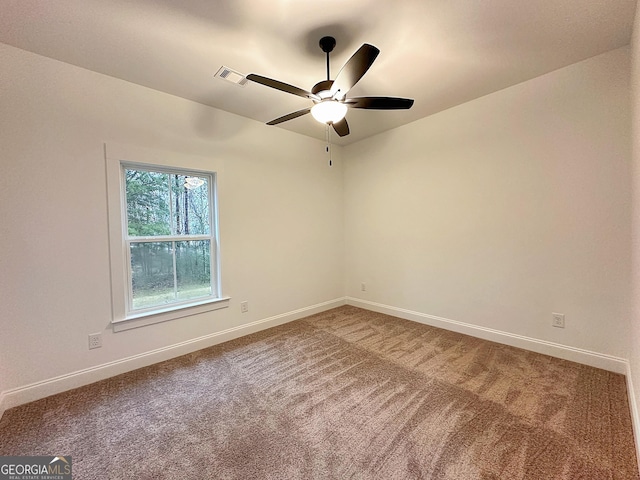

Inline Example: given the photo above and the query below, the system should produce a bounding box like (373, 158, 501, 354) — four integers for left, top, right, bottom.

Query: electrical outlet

(552, 313, 565, 329)
(361, 282, 366, 292)
(88, 333, 102, 349)
(240, 301, 249, 313)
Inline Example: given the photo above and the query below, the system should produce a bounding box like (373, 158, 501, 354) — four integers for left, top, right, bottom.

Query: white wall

(0, 44, 344, 401)
(344, 47, 631, 359)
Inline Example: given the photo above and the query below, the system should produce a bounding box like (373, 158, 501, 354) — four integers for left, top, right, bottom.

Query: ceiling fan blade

(266, 107, 312, 125)
(332, 118, 350, 137)
(330, 44, 380, 99)
(247, 74, 319, 101)
(346, 97, 414, 110)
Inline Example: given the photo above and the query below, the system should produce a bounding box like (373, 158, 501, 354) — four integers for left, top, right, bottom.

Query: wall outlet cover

(552, 313, 565, 328)
(88, 333, 102, 349)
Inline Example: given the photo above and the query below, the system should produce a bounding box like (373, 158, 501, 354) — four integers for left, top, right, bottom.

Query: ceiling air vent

(215, 66, 248, 87)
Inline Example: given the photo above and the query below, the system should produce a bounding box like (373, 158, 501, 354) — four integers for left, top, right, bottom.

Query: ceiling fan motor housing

(312, 80, 334, 99)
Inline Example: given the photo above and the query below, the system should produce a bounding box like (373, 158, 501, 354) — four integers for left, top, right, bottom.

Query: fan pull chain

(326, 124, 332, 167)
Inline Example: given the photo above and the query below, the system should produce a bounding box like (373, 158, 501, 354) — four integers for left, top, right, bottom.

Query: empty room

(2, 0, 640, 478)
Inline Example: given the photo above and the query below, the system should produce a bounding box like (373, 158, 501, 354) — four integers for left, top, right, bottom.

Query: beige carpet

(1, 306, 638, 479)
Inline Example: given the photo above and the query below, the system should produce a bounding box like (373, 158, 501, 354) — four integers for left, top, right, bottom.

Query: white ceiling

(0, 0, 636, 145)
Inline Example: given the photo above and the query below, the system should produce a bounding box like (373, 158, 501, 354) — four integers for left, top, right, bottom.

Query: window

(124, 166, 217, 312)
(105, 144, 228, 332)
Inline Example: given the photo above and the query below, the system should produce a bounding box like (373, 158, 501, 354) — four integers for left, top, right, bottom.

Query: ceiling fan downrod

(319, 36, 336, 81)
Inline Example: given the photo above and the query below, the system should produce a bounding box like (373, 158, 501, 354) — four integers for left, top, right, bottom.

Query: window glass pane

(176, 240, 212, 301)
(171, 175, 210, 235)
(125, 170, 171, 237)
(130, 242, 175, 309)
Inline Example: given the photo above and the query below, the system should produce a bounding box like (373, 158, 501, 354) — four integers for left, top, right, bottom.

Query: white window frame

(105, 143, 229, 332)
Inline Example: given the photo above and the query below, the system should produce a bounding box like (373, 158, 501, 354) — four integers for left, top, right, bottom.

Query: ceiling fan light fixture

(311, 100, 347, 124)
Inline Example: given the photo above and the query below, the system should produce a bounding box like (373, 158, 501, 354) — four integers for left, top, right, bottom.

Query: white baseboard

(626, 363, 640, 474)
(0, 297, 346, 419)
(346, 297, 628, 374)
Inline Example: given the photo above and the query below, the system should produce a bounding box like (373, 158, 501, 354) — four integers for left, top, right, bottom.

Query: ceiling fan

(247, 36, 414, 137)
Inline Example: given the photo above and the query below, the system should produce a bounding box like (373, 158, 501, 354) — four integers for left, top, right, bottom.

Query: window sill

(112, 296, 230, 332)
